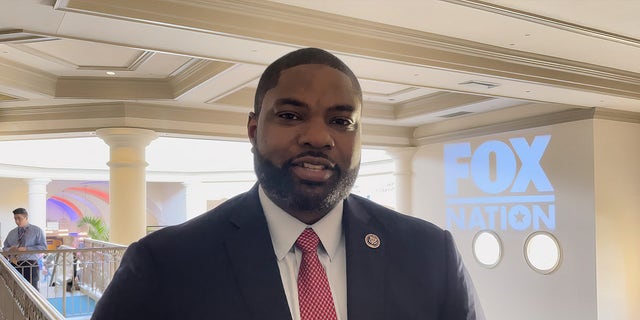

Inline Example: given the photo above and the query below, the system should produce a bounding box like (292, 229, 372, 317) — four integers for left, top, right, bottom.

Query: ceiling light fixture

(106, 71, 116, 76)
(459, 80, 500, 89)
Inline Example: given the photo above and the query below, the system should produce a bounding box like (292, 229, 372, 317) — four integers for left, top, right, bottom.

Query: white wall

(0, 178, 29, 243)
(146, 180, 258, 225)
(413, 120, 598, 320)
(147, 182, 186, 226)
(594, 119, 640, 320)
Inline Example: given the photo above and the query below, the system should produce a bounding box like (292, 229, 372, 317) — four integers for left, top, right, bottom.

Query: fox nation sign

(444, 135, 555, 231)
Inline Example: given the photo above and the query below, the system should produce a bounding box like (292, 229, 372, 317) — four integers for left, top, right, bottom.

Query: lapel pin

(364, 233, 381, 249)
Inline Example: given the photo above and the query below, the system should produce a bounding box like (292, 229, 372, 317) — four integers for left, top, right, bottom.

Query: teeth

(302, 162, 324, 170)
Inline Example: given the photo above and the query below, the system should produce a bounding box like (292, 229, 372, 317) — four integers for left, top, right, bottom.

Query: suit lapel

(343, 196, 385, 320)
(225, 187, 292, 320)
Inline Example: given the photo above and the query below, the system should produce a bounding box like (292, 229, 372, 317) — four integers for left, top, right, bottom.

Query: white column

(385, 147, 416, 215)
(183, 180, 207, 221)
(27, 178, 51, 231)
(97, 128, 158, 245)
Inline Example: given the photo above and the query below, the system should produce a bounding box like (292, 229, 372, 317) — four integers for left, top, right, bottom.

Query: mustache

(291, 151, 330, 161)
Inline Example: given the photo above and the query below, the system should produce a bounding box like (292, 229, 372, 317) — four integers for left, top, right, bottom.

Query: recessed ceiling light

(106, 71, 116, 76)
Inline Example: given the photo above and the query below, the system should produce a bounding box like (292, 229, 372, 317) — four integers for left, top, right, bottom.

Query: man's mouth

(297, 162, 326, 170)
(290, 156, 335, 182)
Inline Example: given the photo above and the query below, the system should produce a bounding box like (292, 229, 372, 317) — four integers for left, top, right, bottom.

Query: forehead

(278, 64, 352, 87)
(269, 64, 360, 105)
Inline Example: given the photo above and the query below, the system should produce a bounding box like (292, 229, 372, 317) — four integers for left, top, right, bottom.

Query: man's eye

(331, 118, 354, 127)
(277, 112, 300, 120)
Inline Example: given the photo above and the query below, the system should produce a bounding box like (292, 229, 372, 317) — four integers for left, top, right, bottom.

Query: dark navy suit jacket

(92, 186, 483, 319)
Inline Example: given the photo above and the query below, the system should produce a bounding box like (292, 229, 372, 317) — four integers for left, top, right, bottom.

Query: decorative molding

(0, 92, 22, 102)
(414, 107, 597, 145)
(54, 0, 640, 101)
(593, 108, 640, 124)
(361, 103, 396, 122)
(443, 0, 640, 48)
(170, 59, 235, 98)
(127, 50, 155, 70)
(0, 57, 57, 97)
(395, 92, 492, 119)
(413, 106, 640, 145)
(204, 75, 258, 105)
(363, 87, 419, 99)
(362, 123, 413, 147)
(0, 102, 247, 140)
(56, 77, 173, 99)
(77, 50, 155, 71)
(209, 87, 254, 109)
(169, 57, 201, 78)
(0, 102, 126, 119)
(0, 29, 58, 44)
(10, 44, 155, 72)
(0, 101, 415, 147)
(8, 43, 77, 68)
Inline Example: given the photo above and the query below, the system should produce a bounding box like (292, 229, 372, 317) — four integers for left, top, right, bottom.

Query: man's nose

(298, 119, 335, 150)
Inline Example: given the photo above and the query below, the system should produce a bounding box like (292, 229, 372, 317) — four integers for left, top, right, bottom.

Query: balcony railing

(0, 239, 127, 320)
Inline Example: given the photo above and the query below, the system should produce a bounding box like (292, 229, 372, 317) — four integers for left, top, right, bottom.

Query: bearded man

(92, 48, 483, 320)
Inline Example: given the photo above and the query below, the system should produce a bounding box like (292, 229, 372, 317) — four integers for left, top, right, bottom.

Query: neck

(286, 209, 329, 225)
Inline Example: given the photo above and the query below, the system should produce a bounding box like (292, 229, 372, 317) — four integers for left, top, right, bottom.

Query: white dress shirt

(259, 186, 347, 320)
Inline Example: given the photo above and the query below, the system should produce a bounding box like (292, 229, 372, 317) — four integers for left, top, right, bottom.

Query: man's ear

(247, 112, 257, 146)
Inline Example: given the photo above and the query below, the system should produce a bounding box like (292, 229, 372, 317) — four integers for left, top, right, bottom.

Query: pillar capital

(27, 178, 52, 186)
(385, 147, 417, 175)
(27, 178, 52, 192)
(96, 127, 158, 148)
(97, 128, 158, 169)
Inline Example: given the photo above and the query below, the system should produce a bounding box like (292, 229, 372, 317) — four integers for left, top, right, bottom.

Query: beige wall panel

(412, 120, 597, 320)
(594, 119, 640, 320)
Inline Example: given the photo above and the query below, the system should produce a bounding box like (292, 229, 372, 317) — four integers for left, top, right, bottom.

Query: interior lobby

(1, 1, 639, 319)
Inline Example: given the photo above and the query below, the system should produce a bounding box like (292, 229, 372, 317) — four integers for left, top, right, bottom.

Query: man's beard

(253, 149, 359, 214)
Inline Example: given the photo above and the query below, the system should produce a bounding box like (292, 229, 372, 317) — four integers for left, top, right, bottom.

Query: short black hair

(253, 47, 362, 114)
(13, 207, 28, 216)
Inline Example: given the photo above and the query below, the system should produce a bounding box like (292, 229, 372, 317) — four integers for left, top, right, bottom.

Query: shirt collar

(259, 185, 343, 261)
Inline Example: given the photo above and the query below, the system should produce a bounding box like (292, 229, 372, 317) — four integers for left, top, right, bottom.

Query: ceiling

(1, 0, 639, 147)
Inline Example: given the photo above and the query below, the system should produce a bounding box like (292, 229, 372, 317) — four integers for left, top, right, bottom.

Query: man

(2, 208, 47, 289)
(92, 48, 483, 319)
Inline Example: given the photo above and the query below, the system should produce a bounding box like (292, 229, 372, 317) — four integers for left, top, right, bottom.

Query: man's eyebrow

(274, 98, 357, 113)
(332, 104, 356, 112)
(274, 98, 308, 108)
